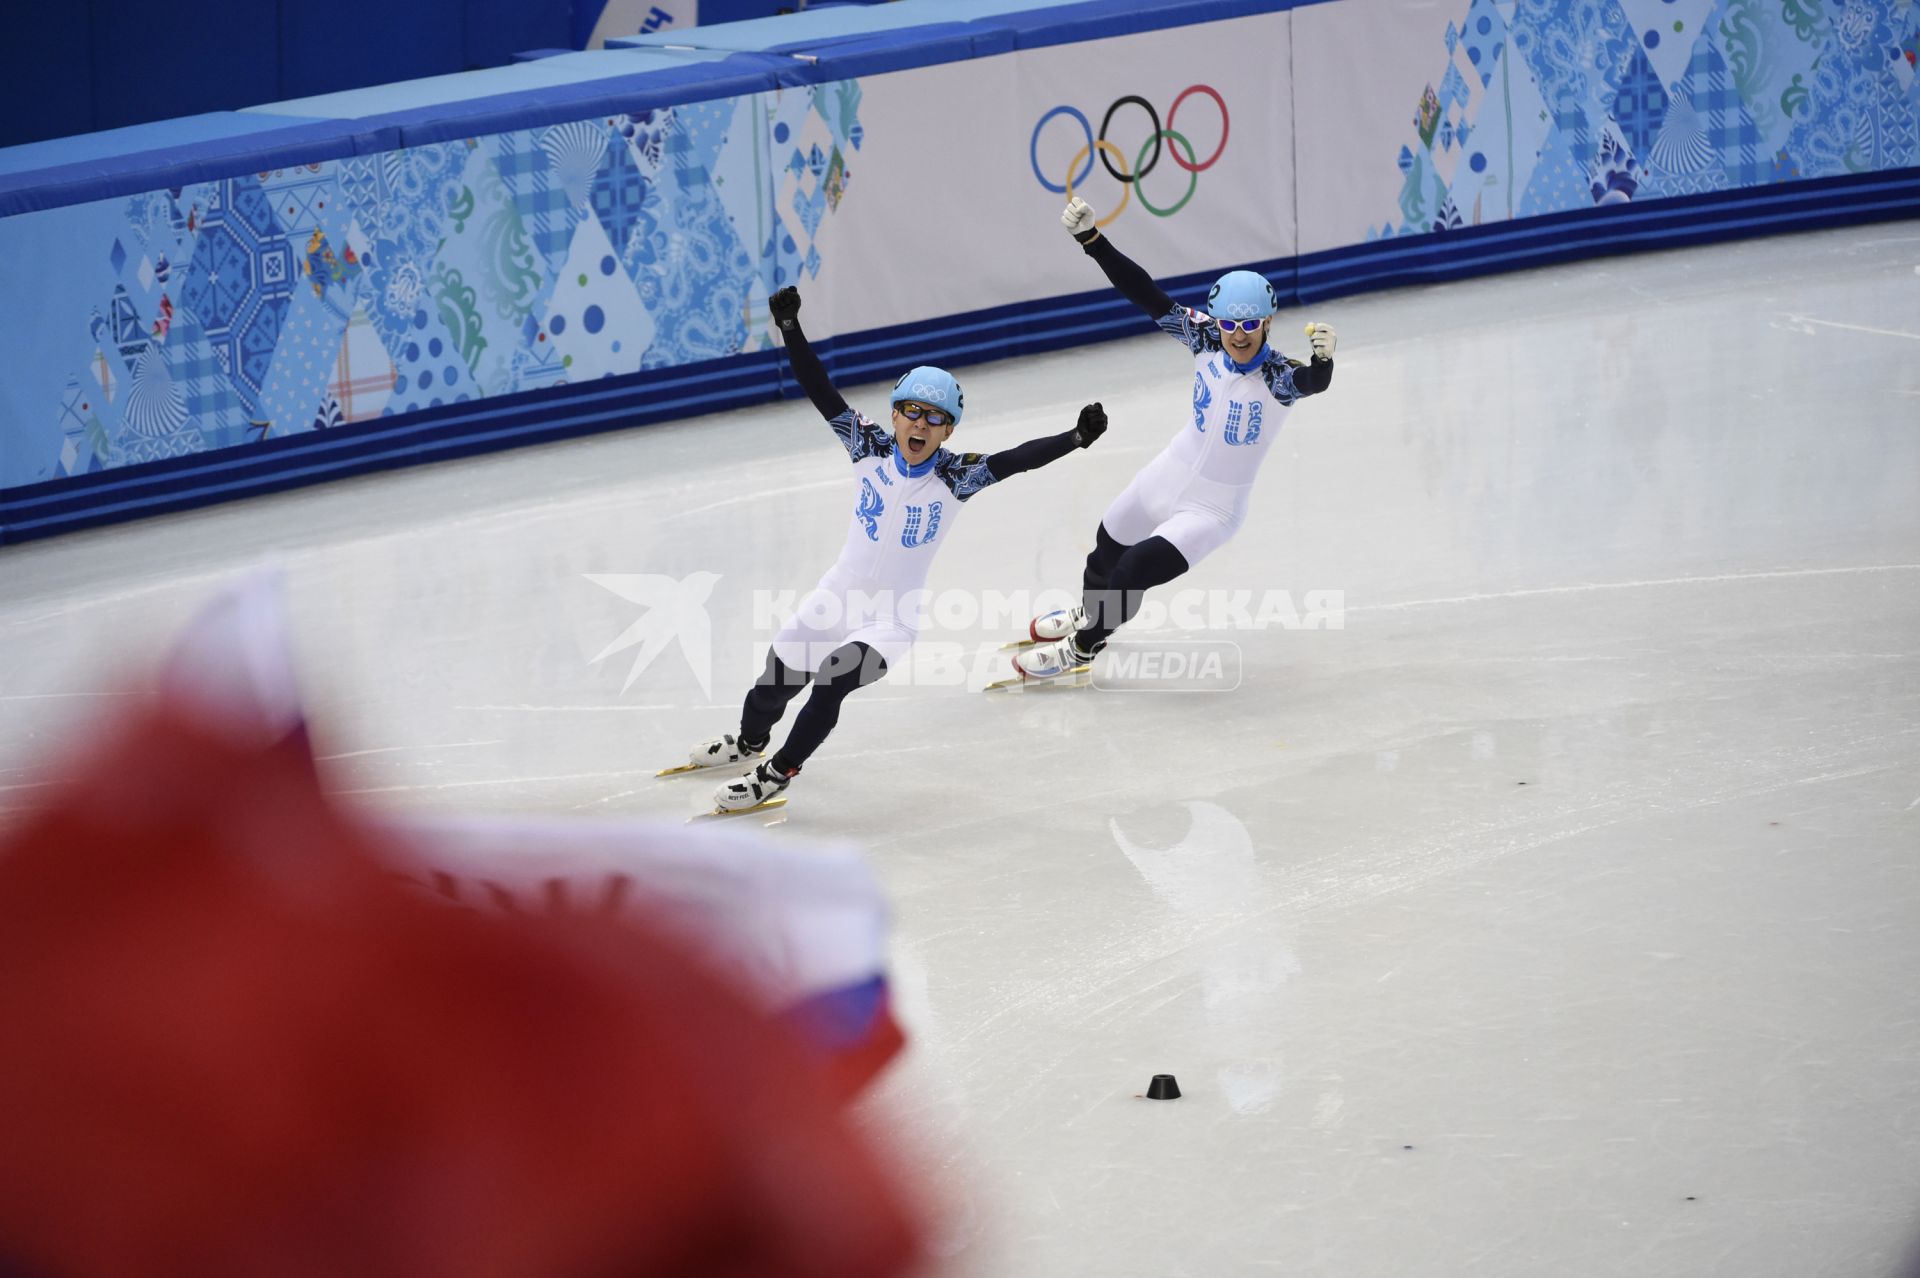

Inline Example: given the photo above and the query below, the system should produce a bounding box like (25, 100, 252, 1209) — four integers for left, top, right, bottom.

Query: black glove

(1073, 402, 1107, 448)
(769, 285, 802, 332)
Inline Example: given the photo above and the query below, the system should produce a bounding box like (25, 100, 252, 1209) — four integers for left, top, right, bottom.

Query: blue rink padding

(2, 0, 1315, 215)
(609, 0, 1310, 75)
(0, 49, 792, 217)
(246, 50, 793, 150)
(0, 351, 787, 542)
(3, 0, 1915, 545)
(0, 0, 1304, 220)
(0, 115, 385, 219)
(1292, 167, 1920, 304)
(6, 165, 1916, 546)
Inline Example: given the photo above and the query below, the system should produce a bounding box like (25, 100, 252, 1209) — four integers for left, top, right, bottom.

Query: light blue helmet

(1207, 270, 1278, 324)
(891, 365, 964, 425)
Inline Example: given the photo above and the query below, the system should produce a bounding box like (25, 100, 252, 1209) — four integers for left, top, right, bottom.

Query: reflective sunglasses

(1217, 317, 1267, 334)
(896, 402, 953, 428)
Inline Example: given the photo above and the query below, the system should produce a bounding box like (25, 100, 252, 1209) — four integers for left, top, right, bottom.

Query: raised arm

(770, 286, 851, 420)
(1061, 198, 1176, 320)
(936, 403, 1107, 500)
(1292, 323, 1337, 396)
(985, 402, 1107, 481)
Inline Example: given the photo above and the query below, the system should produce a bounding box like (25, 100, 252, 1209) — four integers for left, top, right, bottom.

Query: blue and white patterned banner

(2, 1, 1915, 503)
(0, 79, 865, 487)
(1295, 0, 1919, 250)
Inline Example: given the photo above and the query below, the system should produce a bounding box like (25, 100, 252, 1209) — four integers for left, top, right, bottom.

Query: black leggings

(1078, 523, 1191, 652)
(739, 641, 889, 773)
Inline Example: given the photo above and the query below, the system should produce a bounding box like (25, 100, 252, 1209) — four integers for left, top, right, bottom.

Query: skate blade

(691, 796, 789, 820)
(658, 754, 762, 778)
(983, 663, 1092, 692)
(999, 635, 1047, 651)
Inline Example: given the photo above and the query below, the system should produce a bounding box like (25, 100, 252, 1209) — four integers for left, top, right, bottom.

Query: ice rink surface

(4, 223, 1920, 1276)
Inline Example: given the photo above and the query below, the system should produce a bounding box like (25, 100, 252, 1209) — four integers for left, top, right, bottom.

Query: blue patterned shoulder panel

(1259, 353, 1307, 405)
(933, 449, 998, 501)
(830, 409, 895, 462)
(1156, 304, 1224, 356)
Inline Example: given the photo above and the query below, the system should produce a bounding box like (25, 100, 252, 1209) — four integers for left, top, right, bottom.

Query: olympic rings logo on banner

(1028, 86, 1229, 224)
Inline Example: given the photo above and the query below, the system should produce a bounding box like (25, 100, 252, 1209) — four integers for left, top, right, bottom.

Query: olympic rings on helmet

(1030, 85, 1229, 220)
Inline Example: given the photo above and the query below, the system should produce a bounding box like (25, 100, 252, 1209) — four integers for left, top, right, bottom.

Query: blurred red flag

(0, 701, 920, 1278)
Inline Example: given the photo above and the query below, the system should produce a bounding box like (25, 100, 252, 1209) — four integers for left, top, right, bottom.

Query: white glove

(1061, 196, 1098, 240)
(1305, 322, 1337, 361)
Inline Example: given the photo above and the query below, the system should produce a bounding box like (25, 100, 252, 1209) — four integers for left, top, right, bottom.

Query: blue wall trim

(4, 0, 1329, 217)
(1294, 168, 1920, 302)
(3, 165, 1913, 547)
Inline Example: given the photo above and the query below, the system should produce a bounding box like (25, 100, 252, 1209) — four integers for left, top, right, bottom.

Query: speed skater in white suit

(1012, 196, 1338, 679)
(693, 285, 1108, 811)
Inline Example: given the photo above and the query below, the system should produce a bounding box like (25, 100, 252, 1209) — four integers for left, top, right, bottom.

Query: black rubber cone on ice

(1146, 1074, 1181, 1100)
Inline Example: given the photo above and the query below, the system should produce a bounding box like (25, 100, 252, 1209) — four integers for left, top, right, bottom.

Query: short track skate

(982, 662, 1093, 692)
(690, 795, 791, 819)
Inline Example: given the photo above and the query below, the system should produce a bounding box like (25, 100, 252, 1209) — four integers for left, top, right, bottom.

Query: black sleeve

(1083, 234, 1177, 321)
(780, 320, 851, 420)
(1293, 357, 1334, 396)
(984, 428, 1079, 481)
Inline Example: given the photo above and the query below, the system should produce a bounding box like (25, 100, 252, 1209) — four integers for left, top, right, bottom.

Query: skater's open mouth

(908, 434, 926, 449)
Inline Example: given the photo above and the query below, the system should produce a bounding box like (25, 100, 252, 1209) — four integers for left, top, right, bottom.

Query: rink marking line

(0, 690, 151, 701)
(316, 739, 506, 761)
(1348, 563, 1920, 614)
(571, 788, 649, 810)
(1780, 313, 1920, 342)
(454, 702, 686, 712)
(328, 767, 655, 795)
(6, 567, 245, 628)
(670, 475, 846, 520)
